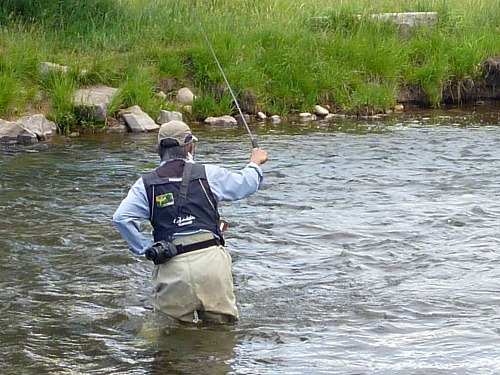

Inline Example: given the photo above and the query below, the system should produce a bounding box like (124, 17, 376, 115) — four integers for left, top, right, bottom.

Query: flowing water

(1, 109, 500, 374)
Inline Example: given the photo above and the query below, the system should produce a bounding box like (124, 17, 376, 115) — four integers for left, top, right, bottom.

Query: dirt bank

(397, 57, 500, 108)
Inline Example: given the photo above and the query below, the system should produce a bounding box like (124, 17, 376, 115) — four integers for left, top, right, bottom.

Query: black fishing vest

(142, 160, 222, 242)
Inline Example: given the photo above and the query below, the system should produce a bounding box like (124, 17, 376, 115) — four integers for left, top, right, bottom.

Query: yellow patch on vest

(156, 193, 174, 208)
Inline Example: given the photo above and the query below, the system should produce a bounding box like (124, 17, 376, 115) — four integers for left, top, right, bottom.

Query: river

(1, 108, 500, 374)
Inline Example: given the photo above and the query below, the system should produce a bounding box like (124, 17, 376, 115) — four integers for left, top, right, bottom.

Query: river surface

(1, 109, 500, 374)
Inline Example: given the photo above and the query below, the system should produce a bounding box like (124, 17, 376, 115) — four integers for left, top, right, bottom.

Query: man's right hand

(250, 147, 268, 166)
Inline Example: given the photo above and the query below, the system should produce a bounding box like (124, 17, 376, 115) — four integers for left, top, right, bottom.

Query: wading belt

(174, 237, 221, 254)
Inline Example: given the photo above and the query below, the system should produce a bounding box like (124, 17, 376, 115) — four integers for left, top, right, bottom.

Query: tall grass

(0, 0, 499, 128)
(39, 71, 77, 133)
(110, 66, 164, 116)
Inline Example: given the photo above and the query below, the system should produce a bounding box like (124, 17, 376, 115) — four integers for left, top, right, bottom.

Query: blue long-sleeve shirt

(113, 159, 263, 254)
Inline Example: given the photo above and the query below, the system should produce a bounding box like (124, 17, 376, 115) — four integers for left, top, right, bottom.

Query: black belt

(145, 237, 222, 265)
(175, 238, 221, 255)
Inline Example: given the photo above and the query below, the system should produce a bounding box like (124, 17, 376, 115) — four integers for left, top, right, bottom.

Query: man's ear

(156, 144, 161, 158)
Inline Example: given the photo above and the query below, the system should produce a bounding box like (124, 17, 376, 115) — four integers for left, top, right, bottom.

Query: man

(113, 120, 268, 323)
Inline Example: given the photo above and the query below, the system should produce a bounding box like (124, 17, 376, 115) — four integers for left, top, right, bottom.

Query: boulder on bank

(157, 110, 183, 125)
(311, 12, 438, 36)
(257, 111, 267, 121)
(74, 85, 118, 123)
(370, 12, 438, 34)
(39, 61, 89, 77)
(121, 105, 159, 133)
(314, 105, 329, 116)
(17, 114, 57, 141)
(0, 119, 37, 144)
(177, 87, 195, 105)
(39, 62, 69, 75)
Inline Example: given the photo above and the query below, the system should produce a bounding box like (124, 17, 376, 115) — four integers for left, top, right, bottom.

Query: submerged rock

(299, 112, 315, 121)
(270, 115, 281, 124)
(204, 115, 238, 126)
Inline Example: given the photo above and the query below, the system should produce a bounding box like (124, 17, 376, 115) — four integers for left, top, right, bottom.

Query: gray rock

(17, 114, 57, 141)
(157, 91, 167, 100)
(326, 113, 347, 120)
(370, 12, 438, 35)
(121, 105, 159, 133)
(314, 105, 329, 116)
(394, 104, 405, 113)
(270, 115, 281, 124)
(39, 62, 68, 75)
(157, 110, 183, 125)
(0, 119, 37, 144)
(177, 87, 195, 105)
(372, 12, 438, 27)
(39, 62, 89, 78)
(204, 115, 238, 126)
(299, 112, 315, 121)
(235, 114, 251, 125)
(74, 85, 118, 123)
(257, 111, 267, 121)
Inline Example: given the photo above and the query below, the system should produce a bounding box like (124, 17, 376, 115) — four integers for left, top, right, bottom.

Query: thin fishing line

(194, 12, 259, 148)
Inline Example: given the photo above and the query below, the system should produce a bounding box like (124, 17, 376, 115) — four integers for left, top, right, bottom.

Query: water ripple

(2, 117, 500, 374)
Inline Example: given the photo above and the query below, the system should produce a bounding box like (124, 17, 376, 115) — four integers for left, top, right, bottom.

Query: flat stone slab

(121, 105, 159, 133)
(370, 12, 438, 32)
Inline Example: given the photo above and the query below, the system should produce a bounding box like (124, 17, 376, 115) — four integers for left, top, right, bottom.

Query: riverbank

(0, 0, 499, 133)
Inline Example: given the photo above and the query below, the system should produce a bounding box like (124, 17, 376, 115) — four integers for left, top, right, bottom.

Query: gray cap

(158, 120, 198, 147)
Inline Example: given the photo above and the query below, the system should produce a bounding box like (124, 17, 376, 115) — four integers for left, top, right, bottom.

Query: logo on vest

(156, 193, 174, 208)
(173, 215, 195, 227)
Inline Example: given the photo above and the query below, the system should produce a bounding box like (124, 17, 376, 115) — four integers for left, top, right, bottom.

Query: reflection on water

(141, 319, 237, 374)
(1, 108, 500, 374)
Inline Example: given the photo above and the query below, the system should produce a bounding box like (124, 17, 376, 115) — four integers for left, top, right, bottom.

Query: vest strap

(177, 162, 193, 208)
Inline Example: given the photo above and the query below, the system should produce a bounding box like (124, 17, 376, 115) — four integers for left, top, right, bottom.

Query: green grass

(39, 71, 77, 133)
(112, 66, 163, 115)
(0, 0, 499, 129)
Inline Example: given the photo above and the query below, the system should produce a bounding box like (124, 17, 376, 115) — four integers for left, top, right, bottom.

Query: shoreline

(1, 101, 499, 147)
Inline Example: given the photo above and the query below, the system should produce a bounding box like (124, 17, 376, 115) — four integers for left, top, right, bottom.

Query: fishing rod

(194, 14, 259, 149)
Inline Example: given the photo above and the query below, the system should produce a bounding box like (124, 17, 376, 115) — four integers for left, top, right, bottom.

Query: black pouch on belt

(144, 240, 178, 265)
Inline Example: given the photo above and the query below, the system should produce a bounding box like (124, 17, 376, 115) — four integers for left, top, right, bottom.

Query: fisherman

(113, 120, 268, 323)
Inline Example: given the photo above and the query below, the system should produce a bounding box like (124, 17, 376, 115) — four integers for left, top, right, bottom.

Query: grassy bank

(0, 0, 499, 131)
